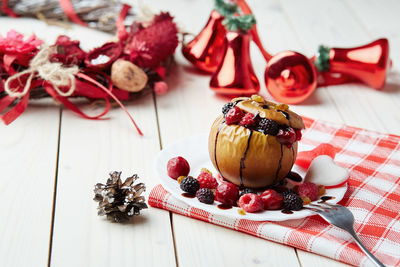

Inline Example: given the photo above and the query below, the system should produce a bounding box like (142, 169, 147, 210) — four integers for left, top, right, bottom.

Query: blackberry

(222, 102, 234, 115)
(282, 192, 303, 211)
(180, 176, 200, 194)
(196, 188, 215, 204)
(258, 118, 279, 135)
(239, 188, 257, 197)
(281, 190, 296, 196)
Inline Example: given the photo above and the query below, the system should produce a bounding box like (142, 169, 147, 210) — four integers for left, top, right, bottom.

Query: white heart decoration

(305, 155, 349, 186)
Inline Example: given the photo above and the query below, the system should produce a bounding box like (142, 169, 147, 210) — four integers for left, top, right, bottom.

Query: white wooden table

(1, 0, 399, 266)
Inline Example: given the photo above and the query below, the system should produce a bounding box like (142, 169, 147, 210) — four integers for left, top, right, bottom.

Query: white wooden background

(1, 0, 399, 266)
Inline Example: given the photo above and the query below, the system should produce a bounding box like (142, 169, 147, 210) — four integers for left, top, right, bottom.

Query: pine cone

(94, 171, 148, 223)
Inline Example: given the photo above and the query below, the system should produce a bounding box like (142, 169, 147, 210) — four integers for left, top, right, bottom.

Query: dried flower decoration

(94, 171, 148, 223)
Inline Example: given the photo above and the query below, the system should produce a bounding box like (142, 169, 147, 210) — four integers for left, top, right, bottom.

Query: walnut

(111, 59, 148, 92)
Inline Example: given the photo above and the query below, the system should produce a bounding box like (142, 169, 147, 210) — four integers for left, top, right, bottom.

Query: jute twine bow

(4, 46, 79, 98)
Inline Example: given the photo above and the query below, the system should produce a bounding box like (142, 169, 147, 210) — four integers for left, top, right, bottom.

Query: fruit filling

(221, 96, 302, 148)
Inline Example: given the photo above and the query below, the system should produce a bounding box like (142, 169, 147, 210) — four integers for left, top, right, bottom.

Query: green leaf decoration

(214, 0, 239, 17)
(222, 14, 256, 32)
(315, 45, 331, 72)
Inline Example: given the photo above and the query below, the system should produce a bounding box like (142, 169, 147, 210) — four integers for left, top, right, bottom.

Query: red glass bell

(181, 10, 226, 73)
(210, 31, 260, 96)
(322, 38, 390, 90)
(264, 51, 317, 104)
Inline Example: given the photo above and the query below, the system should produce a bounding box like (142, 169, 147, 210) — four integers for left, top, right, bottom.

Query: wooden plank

(279, 0, 400, 265)
(48, 27, 176, 267)
(152, 0, 302, 266)
(0, 18, 67, 267)
(344, 0, 400, 134)
(280, 0, 400, 133)
(0, 101, 60, 267)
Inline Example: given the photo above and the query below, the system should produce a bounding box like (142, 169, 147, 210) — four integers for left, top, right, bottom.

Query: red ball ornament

(265, 51, 317, 104)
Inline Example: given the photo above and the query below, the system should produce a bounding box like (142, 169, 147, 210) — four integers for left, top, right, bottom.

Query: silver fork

(305, 202, 385, 267)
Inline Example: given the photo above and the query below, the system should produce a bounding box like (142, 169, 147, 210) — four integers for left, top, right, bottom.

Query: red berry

(225, 106, 244, 125)
(215, 182, 239, 206)
(276, 127, 296, 147)
(239, 113, 257, 127)
(294, 128, 302, 141)
(238, 193, 264, 213)
(197, 171, 218, 189)
(167, 156, 190, 179)
(260, 189, 283, 210)
(296, 182, 318, 201)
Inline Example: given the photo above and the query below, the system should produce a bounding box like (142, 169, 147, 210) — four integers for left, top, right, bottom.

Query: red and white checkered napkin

(149, 117, 400, 267)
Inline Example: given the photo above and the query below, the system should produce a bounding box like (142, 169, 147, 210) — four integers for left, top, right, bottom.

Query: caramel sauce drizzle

(239, 129, 253, 188)
(273, 144, 283, 185)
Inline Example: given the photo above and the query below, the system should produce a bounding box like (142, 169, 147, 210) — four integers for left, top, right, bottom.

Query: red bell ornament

(264, 51, 317, 104)
(316, 38, 390, 90)
(210, 31, 260, 96)
(181, 10, 226, 73)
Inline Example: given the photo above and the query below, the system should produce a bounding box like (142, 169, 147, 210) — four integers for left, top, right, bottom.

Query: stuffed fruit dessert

(208, 95, 305, 188)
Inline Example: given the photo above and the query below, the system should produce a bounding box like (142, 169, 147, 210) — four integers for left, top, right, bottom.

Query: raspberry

(296, 182, 318, 201)
(239, 113, 257, 127)
(167, 156, 190, 179)
(225, 106, 244, 125)
(294, 128, 302, 141)
(196, 188, 215, 204)
(180, 176, 200, 194)
(222, 102, 234, 115)
(260, 189, 283, 210)
(215, 182, 239, 206)
(238, 193, 264, 213)
(239, 188, 257, 197)
(197, 171, 218, 189)
(201, 168, 212, 174)
(258, 118, 279, 135)
(276, 127, 296, 147)
(282, 192, 303, 211)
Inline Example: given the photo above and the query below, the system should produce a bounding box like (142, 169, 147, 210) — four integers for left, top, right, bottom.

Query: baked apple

(208, 95, 305, 188)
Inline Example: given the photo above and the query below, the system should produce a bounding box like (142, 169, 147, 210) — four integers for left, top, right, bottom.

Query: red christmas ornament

(181, 10, 226, 73)
(210, 31, 259, 96)
(265, 51, 317, 104)
(235, 0, 272, 61)
(265, 39, 391, 104)
(316, 38, 390, 90)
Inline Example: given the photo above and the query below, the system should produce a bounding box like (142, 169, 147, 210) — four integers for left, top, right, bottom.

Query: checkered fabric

(149, 117, 400, 267)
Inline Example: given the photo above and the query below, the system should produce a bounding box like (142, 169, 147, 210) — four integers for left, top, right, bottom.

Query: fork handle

(348, 228, 385, 267)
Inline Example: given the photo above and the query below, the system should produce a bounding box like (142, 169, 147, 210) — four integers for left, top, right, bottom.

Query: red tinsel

(50, 35, 86, 66)
(124, 13, 179, 68)
(0, 5, 179, 135)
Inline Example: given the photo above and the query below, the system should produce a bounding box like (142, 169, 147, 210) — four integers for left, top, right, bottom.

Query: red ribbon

(0, 73, 143, 136)
(1, 0, 19, 18)
(58, 0, 87, 27)
(235, 0, 273, 61)
(117, 4, 131, 41)
(77, 72, 143, 136)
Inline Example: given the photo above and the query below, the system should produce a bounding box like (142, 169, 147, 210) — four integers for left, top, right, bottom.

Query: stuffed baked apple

(208, 95, 305, 188)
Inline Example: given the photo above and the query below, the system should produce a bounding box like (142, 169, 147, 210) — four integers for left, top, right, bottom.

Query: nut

(111, 59, 148, 92)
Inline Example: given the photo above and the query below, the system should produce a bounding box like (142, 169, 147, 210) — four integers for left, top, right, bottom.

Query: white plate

(154, 134, 348, 221)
